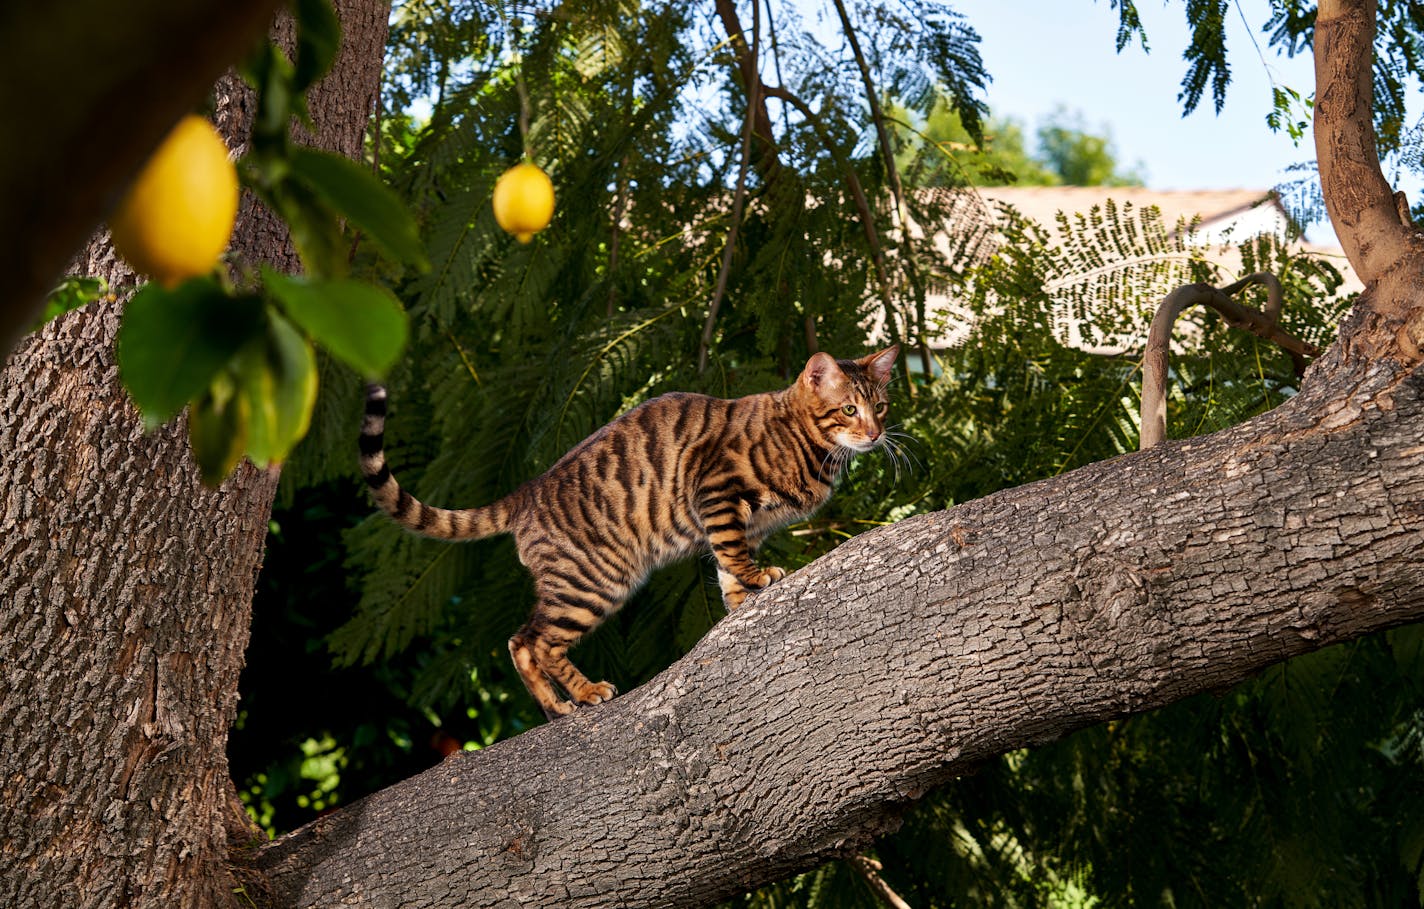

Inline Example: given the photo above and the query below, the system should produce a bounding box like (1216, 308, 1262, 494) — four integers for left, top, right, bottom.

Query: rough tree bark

(247, 0, 1424, 905)
(0, 2, 391, 906)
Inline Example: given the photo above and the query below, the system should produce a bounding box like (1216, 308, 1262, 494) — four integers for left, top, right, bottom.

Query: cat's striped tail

(360, 384, 516, 540)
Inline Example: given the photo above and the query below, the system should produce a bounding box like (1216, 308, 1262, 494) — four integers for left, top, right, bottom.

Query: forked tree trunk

(0, 2, 390, 906)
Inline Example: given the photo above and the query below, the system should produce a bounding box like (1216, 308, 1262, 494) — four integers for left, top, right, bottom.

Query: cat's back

(514, 391, 749, 557)
(545, 390, 734, 480)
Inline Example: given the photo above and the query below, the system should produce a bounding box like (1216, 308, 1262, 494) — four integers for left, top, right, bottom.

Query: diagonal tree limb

(253, 320, 1424, 906)
(1139, 273, 1321, 450)
(849, 854, 914, 909)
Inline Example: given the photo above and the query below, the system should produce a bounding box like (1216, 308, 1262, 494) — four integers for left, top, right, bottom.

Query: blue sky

(949, 0, 1319, 191)
(944, 0, 1424, 246)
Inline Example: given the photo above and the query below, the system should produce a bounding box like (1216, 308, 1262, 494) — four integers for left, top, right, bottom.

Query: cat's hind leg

(508, 590, 619, 719)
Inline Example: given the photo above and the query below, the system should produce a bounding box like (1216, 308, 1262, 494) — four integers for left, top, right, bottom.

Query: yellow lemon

(491, 161, 555, 243)
(109, 115, 239, 287)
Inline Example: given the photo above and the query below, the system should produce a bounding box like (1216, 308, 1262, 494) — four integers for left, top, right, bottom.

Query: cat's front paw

(542, 699, 577, 720)
(751, 566, 786, 588)
(572, 680, 618, 706)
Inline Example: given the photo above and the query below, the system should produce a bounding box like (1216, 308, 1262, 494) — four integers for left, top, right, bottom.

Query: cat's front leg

(716, 565, 786, 610)
(699, 497, 786, 609)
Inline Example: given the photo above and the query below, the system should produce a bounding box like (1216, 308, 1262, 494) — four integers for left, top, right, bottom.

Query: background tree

(894, 99, 1147, 187)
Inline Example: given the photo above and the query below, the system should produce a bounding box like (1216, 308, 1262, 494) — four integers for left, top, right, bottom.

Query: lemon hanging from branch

(492, 161, 555, 243)
(109, 115, 239, 287)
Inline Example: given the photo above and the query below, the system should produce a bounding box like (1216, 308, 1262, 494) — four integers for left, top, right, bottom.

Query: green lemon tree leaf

(288, 146, 429, 269)
(189, 374, 248, 487)
(238, 310, 318, 466)
(116, 279, 266, 429)
(264, 268, 408, 377)
(32, 276, 107, 332)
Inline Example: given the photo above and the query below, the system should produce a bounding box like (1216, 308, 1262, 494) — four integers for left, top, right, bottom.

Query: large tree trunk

(0, 3, 390, 906)
(249, 1, 1424, 906)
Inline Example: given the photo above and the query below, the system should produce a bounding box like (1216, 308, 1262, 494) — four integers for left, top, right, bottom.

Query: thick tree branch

(0, 0, 285, 354)
(255, 319, 1424, 907)
(1140, 274, 1320, 449)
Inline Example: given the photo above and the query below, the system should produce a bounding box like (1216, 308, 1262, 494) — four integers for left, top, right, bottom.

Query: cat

(359, 345, 899, 718)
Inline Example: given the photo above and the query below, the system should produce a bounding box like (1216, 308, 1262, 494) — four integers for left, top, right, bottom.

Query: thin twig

(764, 0, 819, 357)
(697, 1, 760, 375)
(607, 153, 629, 318)
(1140, 272, 1320, 450)
(849, 854, 913, 909)
(762, 83, 912, 397)
(497, 2, 532, 156)
(829, 0, 931, 377)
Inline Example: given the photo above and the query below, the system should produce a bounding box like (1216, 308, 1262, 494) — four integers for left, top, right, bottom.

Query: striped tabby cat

(359, 345, 898, 718)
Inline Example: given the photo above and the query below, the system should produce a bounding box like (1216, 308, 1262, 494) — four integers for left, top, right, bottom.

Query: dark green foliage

(1109, 0, 1148, 53)
(231, 483, 537, 835)
(870, 626, 1424, 909)
(1179, 0, 1231, 115)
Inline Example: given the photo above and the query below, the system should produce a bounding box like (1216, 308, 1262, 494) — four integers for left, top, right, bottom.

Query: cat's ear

(800, 352, 847, 396)
(859, 345, 899, 387)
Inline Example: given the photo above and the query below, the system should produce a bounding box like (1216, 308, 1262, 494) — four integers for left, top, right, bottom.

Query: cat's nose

(867, 427, 881, 441)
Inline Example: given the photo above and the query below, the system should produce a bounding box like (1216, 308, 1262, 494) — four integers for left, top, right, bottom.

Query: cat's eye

(841, 404, 857, 416)
(874, 402, 887, 414)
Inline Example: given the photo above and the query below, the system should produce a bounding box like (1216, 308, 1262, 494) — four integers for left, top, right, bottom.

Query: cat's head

(795, 345, 899, 452)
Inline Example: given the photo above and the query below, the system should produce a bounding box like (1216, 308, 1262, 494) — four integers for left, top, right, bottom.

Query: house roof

(972, 186, 1286, 236)
(904, 185, 1362, 355)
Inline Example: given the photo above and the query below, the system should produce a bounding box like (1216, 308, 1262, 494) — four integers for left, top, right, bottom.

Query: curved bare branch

(1140, 274, 1319, 450)
(698, 3, 760, 374)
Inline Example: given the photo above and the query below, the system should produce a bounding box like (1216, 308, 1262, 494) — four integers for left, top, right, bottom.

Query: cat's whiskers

(874, 424, 920, 484)
(819, 443, 854, 481)
(878, 436, 905, 484)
